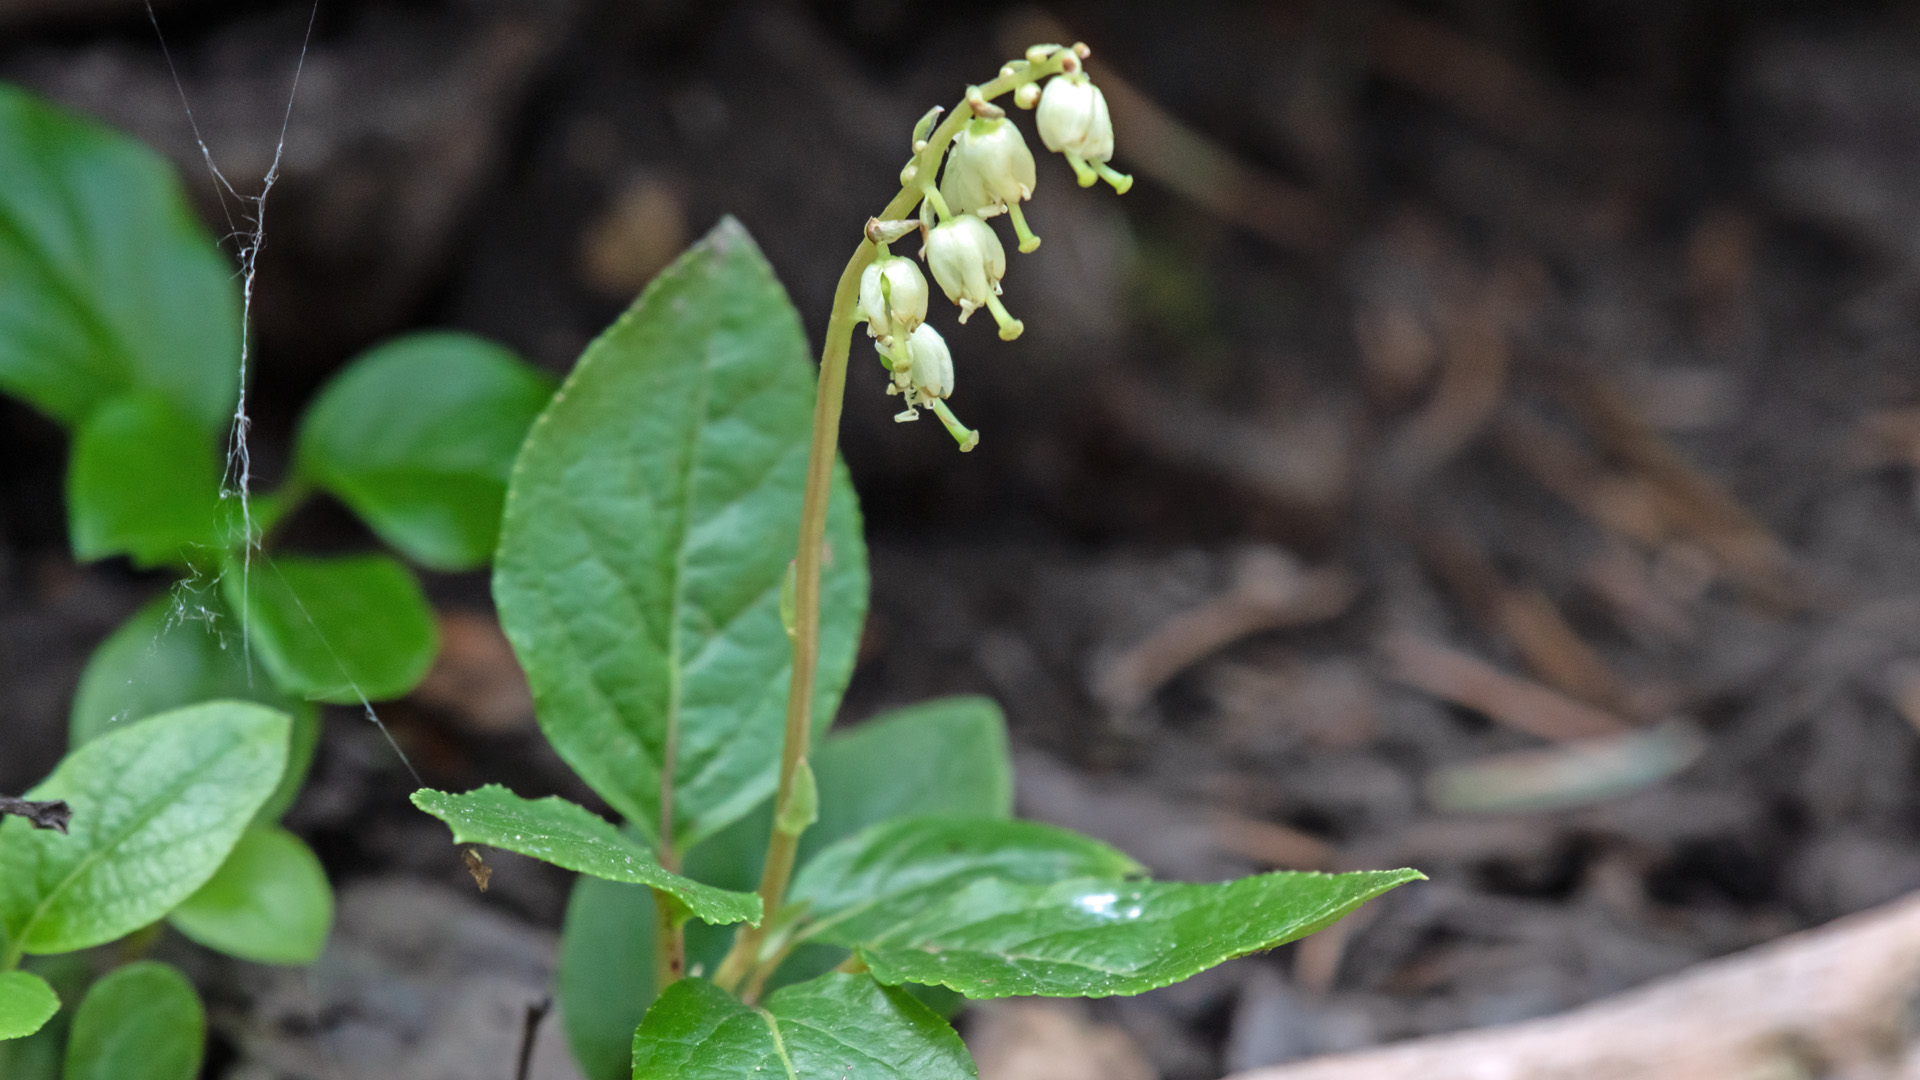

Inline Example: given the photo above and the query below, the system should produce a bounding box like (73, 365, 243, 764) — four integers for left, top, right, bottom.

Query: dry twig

(1380, 632, 1632, 742)
(1092, 548, 1355, 716)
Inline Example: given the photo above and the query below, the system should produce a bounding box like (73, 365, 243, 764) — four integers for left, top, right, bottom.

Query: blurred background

(8, 0, 1920, 1077)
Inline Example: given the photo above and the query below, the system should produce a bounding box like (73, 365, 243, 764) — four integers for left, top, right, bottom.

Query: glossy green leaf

(558, 878, 657, 1080)
(296, 331, 554, 571)
(494, 217, 868, 852)
(61, 962, 203, 1080)
(0, 702, 289, 956)
(0, 971, 57, 1041)
(0, 83, 237, 433)
(630, 973, 975, 1080)
(411, 785, 760, 927)
(857, 868, 1424, 999)
(792, 818, 1144, 947)
(70, 592, 319, 822)
(167, 824, 331, 965)
(65, 392, 223, 567)
(225, 553, 438, 703)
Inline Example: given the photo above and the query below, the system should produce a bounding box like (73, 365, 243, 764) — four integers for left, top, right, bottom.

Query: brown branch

(1227, 890, 1920, 1080)
(1092, 548, 1355, 716)
(1379, 632, 1631, 742)
(0, 795, 71, 833)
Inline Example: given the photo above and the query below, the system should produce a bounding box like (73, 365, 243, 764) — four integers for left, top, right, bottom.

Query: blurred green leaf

(0, 971, 57, 1041)
(411, 786, 760, 926)
(168, 824, 332, 965)
(687, 696, 1017, 896)
(629, 973, 974, 1080)
(0, 83, 237, 433)
(0, 957, 81, 1072)
(66, 392, 223, 567)
(70, 592, 318, 822)
(858, 869, 1425, 999)
(225, 554, 438, 703)
(494, 217, 867, 852)
(557, 877, 656, 1080)
(61, 962, 203, 1080)
(296, 332, 554, 571)
(0, 702, 288, 956)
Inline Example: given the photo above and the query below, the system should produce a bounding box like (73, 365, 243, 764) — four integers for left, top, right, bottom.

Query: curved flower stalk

(717, 40, 1132, 994)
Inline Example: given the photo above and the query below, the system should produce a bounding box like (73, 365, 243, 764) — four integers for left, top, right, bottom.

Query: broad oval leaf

(495, 216, 868, 852)
(296, 331, 555, 571)
(792, 818, 1144, 947)
(224, 553, 439, 703)
(168, 824, 332, 965)
(61, 961, 203, 1080)
(0, 83, 237, 433)
(0, 701, 290, 956)
(66, 391, 224, 567)
(411, 785, 760, 927)
(70, 592, 318, 822)
(0, 971, 58, 1041)
(558, 877, 657, 1080)
(630, 973, 975, 1080)
(685, 695, 1017, 896)
(856, 868, 1424, 998)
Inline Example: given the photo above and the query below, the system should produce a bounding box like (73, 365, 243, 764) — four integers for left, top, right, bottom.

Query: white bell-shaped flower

(858, 254, 928, 346)
(942, 119, 1035, 214)
(942, 119, 1043, 253)
(926, 214, 1022, 339)
(902, 323, 953, 404)
(1038, 76, 1131, 192)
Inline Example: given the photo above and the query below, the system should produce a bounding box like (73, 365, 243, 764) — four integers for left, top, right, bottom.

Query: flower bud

(858, 254, 928, 346)
(940, 119, 1037, 218)
(1037, 76, 1113, 162)
(926, 214, 1006, 323)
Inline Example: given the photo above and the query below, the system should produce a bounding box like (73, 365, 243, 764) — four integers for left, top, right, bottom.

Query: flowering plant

(408, 44, 1421, 1080)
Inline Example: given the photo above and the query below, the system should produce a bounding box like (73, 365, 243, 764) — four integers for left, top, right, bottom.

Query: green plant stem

(714, 48, 1070, 993)
(652, 889, 685, 992)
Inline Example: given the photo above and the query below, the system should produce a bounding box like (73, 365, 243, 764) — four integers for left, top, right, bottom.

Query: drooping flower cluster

(856, 42, 1130, 452)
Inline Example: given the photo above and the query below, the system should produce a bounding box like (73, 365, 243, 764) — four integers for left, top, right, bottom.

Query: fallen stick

(1092, 548, 1355, 716)
(1226, 889, 1920, 1080)
(1379, 632, 1631, 742)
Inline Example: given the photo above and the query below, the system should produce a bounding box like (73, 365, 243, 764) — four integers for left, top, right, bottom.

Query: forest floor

(8, 2, 1920, 1078)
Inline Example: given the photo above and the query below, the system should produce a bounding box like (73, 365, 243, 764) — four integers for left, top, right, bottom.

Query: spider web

(138, 0, 420, 785)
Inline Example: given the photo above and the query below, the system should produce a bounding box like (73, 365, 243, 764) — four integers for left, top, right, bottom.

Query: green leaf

(65, 392, 223, 567)
(809, 697, 1013, 850)
(686, 696, 1016, 895)
(0, 83, 237, 433)
(558, 878, 657, 1080)
(494, 217, 868, 852)
(411, 785, 760, 927)
(857, 869, 1425, 999)
(0, 702, 290, 956)
(70, 592, 319, 822)
(61, 961, 203, 1080)
(791, 818, 1144, 947)
(630, 973, 975, 1080)
(225, 553, 438, 703)
(0, 957, 81, 1073)
(167, 825, 331, 965)
(296, 332, 555, 571)
(0, 971, 57, 1041)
